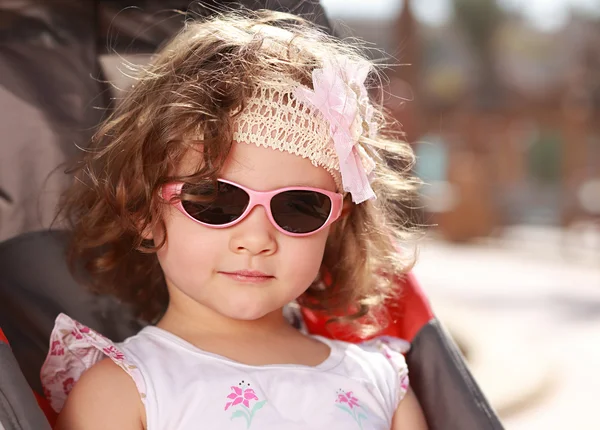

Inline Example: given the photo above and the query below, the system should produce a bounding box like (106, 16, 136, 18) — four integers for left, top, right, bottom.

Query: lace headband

(232, 58, 377, 204)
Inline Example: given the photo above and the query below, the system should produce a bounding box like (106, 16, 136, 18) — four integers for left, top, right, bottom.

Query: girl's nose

(228, 205, 277, 256)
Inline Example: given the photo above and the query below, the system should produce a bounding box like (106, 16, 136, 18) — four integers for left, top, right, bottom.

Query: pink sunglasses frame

(161, 179, 344, 237)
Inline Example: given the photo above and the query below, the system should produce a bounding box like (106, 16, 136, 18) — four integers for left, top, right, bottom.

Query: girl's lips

(219, 270, 275, 283)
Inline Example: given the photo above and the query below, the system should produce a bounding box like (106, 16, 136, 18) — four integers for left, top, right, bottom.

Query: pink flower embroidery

(335, 389, 368, 429)
(224, 381, 267, 428)
(400, 372, 409, 393)
(378, 340, 410, 397)
(74, 322, 90, 334)
(224, 385, 259, 410)
(336, 390, 360, 409)
(381, 346, 393, 361)
(62, 377, 75, 395)
(50, 340, 64, 356)
(71, 329, 83, 340)
(102, 345, 125, 361)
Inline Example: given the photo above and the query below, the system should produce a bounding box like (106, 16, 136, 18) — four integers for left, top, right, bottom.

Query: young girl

(41, 10, 427, 430)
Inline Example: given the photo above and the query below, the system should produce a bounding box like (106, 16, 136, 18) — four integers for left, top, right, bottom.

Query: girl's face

(154, 142, 337, 323)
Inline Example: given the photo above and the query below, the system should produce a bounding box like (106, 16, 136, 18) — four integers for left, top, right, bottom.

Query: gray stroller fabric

(0, 341, 51, 430)
(0, 230, 143, 395)
(0, 1, 104, 240)
(407, 320, 505, 430)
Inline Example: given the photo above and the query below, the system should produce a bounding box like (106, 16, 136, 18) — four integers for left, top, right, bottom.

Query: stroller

(0, 3, 504, 428)
(0, 230, 504, 429)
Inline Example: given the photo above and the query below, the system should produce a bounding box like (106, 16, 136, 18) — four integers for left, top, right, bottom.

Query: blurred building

(325, 0, 600, 241)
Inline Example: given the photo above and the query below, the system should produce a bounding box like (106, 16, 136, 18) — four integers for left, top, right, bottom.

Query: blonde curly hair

(60, 9, 421, 334)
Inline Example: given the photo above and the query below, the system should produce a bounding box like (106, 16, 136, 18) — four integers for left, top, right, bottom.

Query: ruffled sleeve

(360, 336, 410, 409)
(40, 313, 146, 414)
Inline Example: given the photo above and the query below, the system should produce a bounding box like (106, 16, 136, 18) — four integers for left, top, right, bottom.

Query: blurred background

(1, 0, 599, 428)
(318, 0, 600, 428)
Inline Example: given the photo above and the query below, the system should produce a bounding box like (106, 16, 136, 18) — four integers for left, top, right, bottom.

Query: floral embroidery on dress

(62, 378, 75, 395)
(40, 313, 147, 413)
(224, 380, 267, 428)
(368, 337, 411, 403)
(335, 389, 369, 429)
(50, 340, 64, 356)
(103, 345, 126, 361)
(400, 370, 409, 393)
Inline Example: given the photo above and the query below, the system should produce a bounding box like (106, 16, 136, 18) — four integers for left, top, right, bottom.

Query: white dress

(41, 314, 410, 430)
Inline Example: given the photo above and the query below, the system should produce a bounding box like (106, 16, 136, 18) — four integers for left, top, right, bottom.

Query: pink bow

(294, 58, 376, 203)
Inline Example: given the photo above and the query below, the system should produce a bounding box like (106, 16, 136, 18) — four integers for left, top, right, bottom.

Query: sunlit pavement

(412, 227, 600, 429)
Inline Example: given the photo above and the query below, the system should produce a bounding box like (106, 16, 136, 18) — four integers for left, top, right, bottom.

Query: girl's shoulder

(322, 334, 410, 373)
(55, 355, 145, 430)
(320, 335, 411, 410)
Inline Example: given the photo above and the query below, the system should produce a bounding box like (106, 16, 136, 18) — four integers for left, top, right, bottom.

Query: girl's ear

(340, 196, 353, 218)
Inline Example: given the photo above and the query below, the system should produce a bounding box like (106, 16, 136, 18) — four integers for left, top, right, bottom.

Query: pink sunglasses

(161, 179, 343, 237)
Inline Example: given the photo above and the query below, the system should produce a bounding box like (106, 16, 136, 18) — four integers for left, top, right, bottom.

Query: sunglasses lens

(181, 181, 249, 225)
(271, 190, 332, 234)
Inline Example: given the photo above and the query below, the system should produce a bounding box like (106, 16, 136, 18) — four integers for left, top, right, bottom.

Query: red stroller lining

(302, 272, 434, 344)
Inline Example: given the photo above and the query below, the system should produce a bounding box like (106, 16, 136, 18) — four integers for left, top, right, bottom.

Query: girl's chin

(213, 300, 280, 322)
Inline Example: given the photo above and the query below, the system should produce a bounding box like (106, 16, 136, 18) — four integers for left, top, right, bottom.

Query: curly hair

(59, 10, 421, 333)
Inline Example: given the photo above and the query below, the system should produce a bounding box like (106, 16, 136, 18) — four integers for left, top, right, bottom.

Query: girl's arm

(54, 358, 146, 430)
(391, 388, 428, 430)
